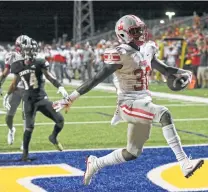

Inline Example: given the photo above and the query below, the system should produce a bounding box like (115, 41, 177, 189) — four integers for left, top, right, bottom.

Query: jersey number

(21, 72, 38, 90)
(133, 68, 149, 91)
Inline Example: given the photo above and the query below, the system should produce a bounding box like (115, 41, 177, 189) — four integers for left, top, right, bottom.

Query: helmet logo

(118, 21, 124, 31)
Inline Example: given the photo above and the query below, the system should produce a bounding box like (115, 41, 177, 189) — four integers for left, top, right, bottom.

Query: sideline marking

(0, 143, 207, 155)
(69, 80, 208, 103)
(0, 103, 207, 112)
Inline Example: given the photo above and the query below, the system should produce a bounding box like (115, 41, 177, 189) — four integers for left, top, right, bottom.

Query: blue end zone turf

(0, 145, 207, 192)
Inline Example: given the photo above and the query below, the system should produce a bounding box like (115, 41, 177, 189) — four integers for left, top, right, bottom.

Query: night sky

(0, 1, 207, 43)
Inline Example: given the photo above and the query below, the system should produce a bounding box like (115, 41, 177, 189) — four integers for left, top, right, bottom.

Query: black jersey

(11, 58, 49, 101)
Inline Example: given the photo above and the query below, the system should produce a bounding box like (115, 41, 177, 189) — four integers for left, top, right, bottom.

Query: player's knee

(25, 127, 34, 132)
(122, 149, 137, 161)
(122, 148, 141, 161)
(160, 110, 173, 126)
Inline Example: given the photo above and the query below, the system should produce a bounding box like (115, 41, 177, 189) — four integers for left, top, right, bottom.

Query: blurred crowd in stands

(154, 12, 208, 88)
(0, 12, 207, 89)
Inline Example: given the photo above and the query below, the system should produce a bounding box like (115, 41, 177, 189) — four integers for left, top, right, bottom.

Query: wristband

(69, 90, 80, 101)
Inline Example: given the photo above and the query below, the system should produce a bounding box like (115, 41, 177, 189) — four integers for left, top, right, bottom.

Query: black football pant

(23, 98, 64, 130)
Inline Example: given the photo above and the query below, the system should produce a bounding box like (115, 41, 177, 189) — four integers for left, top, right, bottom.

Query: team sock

(23, 129, 33, 154)
(162, 124, 187, 162)
(52, 124, 62, 138)
(95, 149, 126, 170)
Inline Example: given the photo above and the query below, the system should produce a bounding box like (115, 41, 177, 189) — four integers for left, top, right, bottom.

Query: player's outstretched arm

(42, 68, 62, 88)
(42, 68, 68, 98)
(52, 63, 122, 112)
(151, 56, 181, 76)
(76, 64, 122, 96)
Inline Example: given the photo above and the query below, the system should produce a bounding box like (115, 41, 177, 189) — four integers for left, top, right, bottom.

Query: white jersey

(77, 49, 84, 62)
(104, 41, 158, 99)
(83, 49, 93, 63)
(94, 48, 104, 64)
(62, 49, 71, 65)
(71, 49, 81, 63)
(164, 47, 178, 67)
(0, 49, 7, 62)
(5, 51, 24, 88)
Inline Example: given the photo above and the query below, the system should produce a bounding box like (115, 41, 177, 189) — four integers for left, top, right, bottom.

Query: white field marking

(16, 164, 83, 192)
(0, 103, 207, 112)
(69, 80, 208, 104)
(0, 95, 182, 100)
(68, 103, 208, 109)
(147, 158, 208, 192)
(0, 117, 208, 128)
(0, 144, 207, 155)
(0, 110, 6, 114)
(0, 95, 117, 100)
(5, 76, 208, 103)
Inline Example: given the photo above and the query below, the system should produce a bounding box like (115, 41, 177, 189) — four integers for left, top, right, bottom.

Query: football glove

(57, 86, 69, 99)
(52, 98, 72, 113)
(173, 69, 192, 88)
(3, 94, 11, 110)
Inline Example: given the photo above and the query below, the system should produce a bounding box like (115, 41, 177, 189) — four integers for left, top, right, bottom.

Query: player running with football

(0, 35, 29, 149)
(6, 36, 68, 161)
(53, 15, 204, 184)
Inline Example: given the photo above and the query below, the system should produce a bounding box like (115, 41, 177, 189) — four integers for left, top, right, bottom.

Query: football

(167, 74, 189, 91)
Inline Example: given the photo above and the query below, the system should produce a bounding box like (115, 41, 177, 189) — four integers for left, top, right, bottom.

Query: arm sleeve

(39, 58, 50, 70)
(151, 56, 178, 76)
(77, 63, 122, 95)
(41, 62, 62, 88)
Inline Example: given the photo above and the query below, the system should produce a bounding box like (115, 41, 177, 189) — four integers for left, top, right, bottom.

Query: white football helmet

(15, 35, 38, 62)
(115, 15, 147, 46)
(15, 35, 31, 52)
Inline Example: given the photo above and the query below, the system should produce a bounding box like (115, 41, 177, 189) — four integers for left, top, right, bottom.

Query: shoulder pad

(104, 48, 122, 65)
(5, 52, 14, 65)
(115, 44, 134, 54)
(5, 52, 23, 65)
(36, 58, 49, 69)
(144, 41, 159, 56)
(146, 41, 159, 50)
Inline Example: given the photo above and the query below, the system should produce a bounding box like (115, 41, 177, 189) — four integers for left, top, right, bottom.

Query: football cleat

(20, 142, 24, 151)
(180, 158, 204, 178)
(49, 135, 63, 151)
(84, 155, 99, 185)
(7, 127, 16, 145)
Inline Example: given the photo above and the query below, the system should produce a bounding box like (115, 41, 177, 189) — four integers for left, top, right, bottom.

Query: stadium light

(165, 11, 175, 21)
(160, 20, 165, 24)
